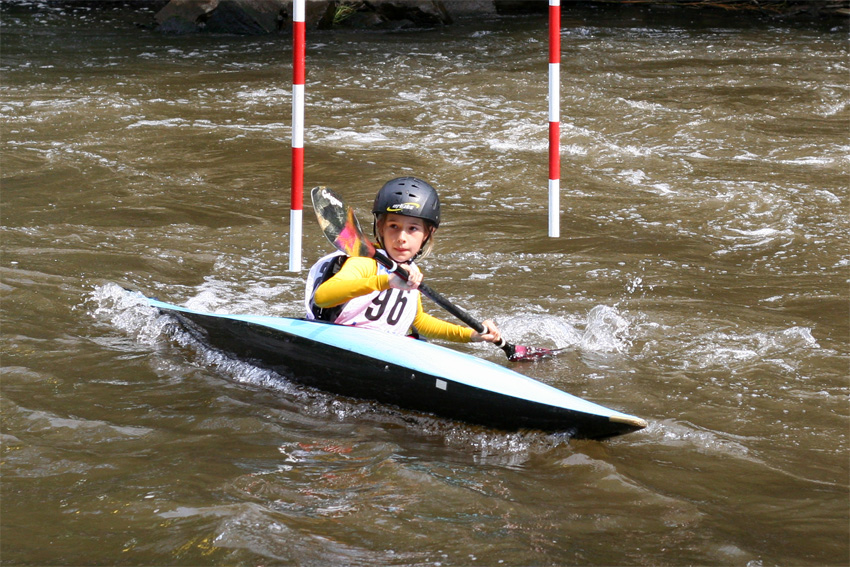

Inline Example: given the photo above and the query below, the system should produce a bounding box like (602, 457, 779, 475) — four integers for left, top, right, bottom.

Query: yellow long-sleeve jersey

(314, 256, 474, 343)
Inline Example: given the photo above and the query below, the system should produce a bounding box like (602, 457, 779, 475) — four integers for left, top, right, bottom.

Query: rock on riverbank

(154, 0, 491, 33)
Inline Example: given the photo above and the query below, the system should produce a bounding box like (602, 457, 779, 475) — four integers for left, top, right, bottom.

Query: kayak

(147, 297, 647, 439)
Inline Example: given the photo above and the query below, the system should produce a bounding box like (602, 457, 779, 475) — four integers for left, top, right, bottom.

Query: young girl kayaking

(305, 177, 502, 344)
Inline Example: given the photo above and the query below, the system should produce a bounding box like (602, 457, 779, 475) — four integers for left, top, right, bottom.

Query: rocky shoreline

(152, 1, 849, 34)
(6, 1, 845, 34)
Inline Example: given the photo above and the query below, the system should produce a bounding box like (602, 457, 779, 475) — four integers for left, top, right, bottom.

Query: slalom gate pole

(548, 0, 561, 238)
(288, 0, 305, 271)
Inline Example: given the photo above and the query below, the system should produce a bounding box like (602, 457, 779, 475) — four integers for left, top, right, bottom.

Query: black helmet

(372, 177, 441, 228)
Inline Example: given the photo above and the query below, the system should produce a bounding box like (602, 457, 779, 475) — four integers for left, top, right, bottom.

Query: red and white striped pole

(288, 0, 305, 271)
(548, 0, 561, 238)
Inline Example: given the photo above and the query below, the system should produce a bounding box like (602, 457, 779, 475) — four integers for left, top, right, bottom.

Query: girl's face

(379, 213, 432, 263)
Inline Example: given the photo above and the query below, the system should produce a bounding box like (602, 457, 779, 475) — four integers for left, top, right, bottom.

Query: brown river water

(2, 3, 848, 566)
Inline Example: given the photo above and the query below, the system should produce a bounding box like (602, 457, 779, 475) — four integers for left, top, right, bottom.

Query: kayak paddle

(310, 185, 556, 362)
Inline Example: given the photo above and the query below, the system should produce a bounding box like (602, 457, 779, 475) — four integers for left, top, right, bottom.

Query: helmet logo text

(386, 202, 421, 213)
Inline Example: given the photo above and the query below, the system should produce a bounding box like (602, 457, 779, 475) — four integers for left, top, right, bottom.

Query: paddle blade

(311, 186, 377, 258)
(506, 344, 559, 362)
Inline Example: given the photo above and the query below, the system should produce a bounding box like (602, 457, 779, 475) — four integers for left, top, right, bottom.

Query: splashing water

(88, 283, 174, 346)
(581, 305, 633, 353)
(500, 305, 634, 355)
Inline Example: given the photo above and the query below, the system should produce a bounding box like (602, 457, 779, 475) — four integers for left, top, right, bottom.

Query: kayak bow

(147, 297, 647, 439)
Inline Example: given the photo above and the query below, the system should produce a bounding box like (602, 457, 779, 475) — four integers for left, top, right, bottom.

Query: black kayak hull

(148, 298, 647, 439)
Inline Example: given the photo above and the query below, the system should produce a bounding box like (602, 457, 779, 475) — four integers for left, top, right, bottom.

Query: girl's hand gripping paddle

(310, 185, 556, 362)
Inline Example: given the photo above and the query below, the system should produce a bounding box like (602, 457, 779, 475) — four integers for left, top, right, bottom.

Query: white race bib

(334, 261, 419, 334)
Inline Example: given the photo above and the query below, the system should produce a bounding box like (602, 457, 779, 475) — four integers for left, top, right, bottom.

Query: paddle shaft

(373, 253, 515, 357)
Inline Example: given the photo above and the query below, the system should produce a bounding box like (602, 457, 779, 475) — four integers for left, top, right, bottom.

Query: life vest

(304, 251, 347, 321)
